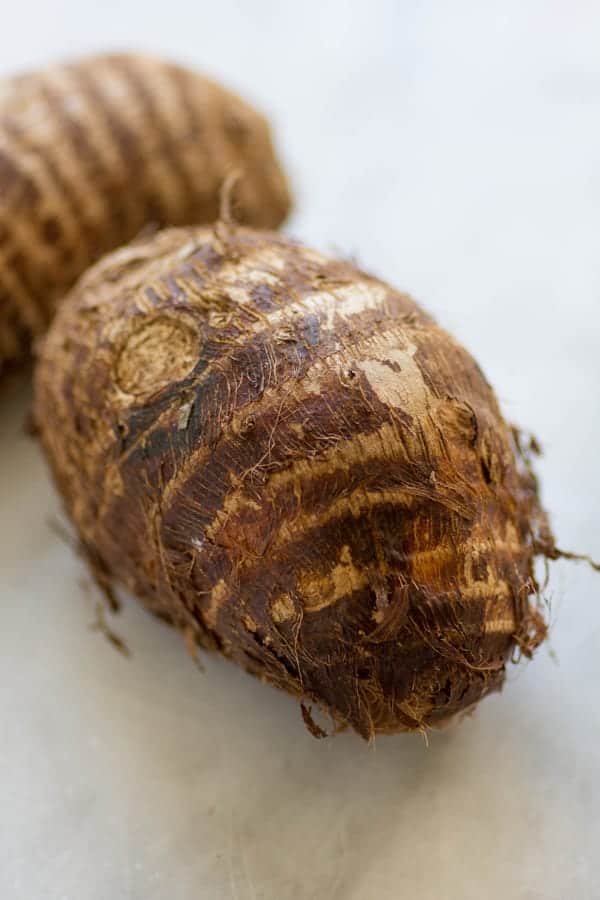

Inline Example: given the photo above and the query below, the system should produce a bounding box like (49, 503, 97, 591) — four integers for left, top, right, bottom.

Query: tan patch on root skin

(115, 316, 199, 398)
(356, 343, 429, 417)
(204, 578, 228, 630)
(296, 544, 366, 612)
(484, 617, 517, 634)
(271, 594, 295, 623)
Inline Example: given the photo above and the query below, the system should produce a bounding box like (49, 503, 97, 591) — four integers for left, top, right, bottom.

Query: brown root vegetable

(0, 52, 291, 373)
(34, 225, 555, 739)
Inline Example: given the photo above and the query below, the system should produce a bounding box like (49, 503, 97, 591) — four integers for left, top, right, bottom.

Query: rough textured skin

(35, 226, 552, 739)
(0, 52, 291, 372)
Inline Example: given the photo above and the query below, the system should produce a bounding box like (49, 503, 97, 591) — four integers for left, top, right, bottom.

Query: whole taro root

(35, 225, 557, 739)
(0, 52, 291, 372)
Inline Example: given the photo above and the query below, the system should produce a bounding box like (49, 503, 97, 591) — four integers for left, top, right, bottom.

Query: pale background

(1, 2, 599, 898)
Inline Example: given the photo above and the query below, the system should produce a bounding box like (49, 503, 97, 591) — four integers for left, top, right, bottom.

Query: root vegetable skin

(0, 52, 291, 371)
(35, 226, 552, 739)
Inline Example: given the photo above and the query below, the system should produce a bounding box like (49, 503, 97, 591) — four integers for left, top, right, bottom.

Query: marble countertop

(2, 2, 599, 897)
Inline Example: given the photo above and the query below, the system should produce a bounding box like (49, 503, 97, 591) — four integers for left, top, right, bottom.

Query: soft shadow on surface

(0, 369, 32, 421)
(53, 587, 539, 900)
(89, 594, 450, 888)
(44, 572, 600, 900)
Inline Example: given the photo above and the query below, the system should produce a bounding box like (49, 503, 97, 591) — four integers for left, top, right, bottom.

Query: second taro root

(34, 226, 556, 739)
(0, 52, 291, 373)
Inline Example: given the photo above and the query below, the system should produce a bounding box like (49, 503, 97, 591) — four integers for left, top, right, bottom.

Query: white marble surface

(1, 2, 600, 898)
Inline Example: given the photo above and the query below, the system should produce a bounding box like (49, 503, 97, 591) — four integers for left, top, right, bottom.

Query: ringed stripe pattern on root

(0, 52, 291, 371)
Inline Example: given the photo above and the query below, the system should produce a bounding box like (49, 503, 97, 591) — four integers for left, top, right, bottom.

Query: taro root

(34, 225, 557, 738)
(0, 52, 291, 372)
